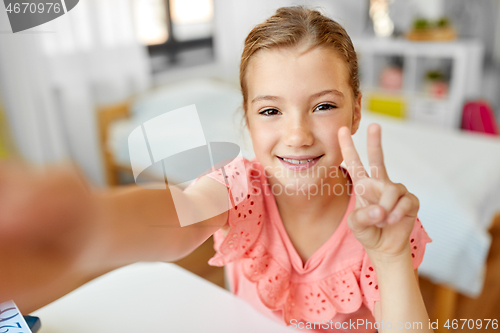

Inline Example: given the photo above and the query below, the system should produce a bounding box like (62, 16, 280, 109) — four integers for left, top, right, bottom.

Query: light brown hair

(240, 6, 360, 112)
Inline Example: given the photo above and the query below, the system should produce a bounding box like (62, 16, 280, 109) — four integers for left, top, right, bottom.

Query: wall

(0, 0, 151, 186)
(211, 0, 369, 83)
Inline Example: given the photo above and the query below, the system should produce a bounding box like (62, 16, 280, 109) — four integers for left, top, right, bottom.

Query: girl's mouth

(276, 155, 323, 171)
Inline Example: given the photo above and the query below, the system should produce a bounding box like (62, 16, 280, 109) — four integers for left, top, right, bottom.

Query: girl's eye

(259, 108, 281, 116)
(314, 103, 337, 111)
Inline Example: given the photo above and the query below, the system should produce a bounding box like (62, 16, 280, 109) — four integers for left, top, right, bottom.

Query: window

(132, 0, 215, 73)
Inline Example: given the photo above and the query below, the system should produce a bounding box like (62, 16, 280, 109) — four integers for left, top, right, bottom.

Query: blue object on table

(23, 315, 41, 333)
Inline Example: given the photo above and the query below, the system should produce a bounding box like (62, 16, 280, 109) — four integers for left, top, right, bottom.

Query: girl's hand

(338, 124, 419, 260)
(0, 161, 100, 307)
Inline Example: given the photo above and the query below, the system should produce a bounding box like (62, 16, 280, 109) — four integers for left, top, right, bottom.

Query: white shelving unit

(352, 38, 484, 129)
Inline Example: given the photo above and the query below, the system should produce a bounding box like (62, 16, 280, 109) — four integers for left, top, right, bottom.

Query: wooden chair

(96, 101, 132, 186)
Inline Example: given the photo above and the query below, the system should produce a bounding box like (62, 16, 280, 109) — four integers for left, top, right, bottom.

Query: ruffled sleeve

(360, 216, 432, 316)
(205, 157, 265, 267)
(409, 217, 432, 269)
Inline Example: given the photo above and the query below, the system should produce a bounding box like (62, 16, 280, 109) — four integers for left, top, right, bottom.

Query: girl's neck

(271, 168, 352, 227)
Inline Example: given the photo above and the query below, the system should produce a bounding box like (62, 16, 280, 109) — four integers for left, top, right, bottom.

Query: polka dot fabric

(206, 157, 265, 267)
(241, 243, 291, 309)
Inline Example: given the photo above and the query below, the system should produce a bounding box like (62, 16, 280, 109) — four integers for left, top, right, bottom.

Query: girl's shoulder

(181, 156, 265, 233)
(201, 156, 268, 266)
(206, 155, 264, 182)
(203, 156, 269, 202)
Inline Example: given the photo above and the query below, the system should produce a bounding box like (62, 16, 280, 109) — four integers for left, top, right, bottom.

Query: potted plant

(406, 16, 457, 41)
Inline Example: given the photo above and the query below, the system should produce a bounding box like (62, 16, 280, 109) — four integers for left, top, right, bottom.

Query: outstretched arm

(92, 175, 229, 268)
(0, 162, 228, 312)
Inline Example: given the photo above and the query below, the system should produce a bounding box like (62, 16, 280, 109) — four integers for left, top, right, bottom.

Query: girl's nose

(282, 115, 314, 148)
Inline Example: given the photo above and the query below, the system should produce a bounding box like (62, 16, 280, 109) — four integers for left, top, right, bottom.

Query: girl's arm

(92, 175, 229, 269)
(338, 124, 433, 332)
(0, 162, 228, 312)
(372, 258, 430, 332)
(373, 269, 421, 321)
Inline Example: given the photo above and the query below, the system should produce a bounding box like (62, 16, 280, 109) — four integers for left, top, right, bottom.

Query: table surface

(32, 262, 294, 333)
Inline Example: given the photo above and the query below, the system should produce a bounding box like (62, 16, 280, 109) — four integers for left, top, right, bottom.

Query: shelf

(353, 37, 484, 129)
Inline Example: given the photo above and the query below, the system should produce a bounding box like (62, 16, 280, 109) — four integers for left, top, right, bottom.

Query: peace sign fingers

(338, 126, 368, 183)
(366, 123, 390, 181)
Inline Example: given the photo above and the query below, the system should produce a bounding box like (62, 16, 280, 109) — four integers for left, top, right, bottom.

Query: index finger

(338, 126, 368, 183)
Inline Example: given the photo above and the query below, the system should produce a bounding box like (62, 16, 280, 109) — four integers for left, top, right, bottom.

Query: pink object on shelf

(380, 66, 403, 91)
(429, 81, 448, 99)
(461, 100, 499, 135)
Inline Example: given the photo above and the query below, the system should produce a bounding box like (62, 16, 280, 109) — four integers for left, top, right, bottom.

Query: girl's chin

(266, 176, 351, 198)
(268, 176, 328, 189)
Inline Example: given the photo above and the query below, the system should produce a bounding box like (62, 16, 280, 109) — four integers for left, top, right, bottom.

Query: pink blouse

(200, 157, 432, 332)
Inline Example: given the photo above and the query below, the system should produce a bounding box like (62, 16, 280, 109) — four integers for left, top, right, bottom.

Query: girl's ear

(351, 93, 362, 135)
(243, 105, 250, 131)
(244, 113, 250, 131)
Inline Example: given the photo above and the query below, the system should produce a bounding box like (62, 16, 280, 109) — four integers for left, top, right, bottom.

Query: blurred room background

(0, 0, 499, 183)
(1, 0, 500, 185)
(1, 0, 500, 329)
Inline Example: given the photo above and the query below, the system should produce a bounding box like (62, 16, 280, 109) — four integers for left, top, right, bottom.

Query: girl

(0, 6, 432, 332)
(190, 6, 432, 332)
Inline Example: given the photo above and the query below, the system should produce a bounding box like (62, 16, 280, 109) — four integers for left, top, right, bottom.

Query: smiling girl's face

(244, 44, 362, 190)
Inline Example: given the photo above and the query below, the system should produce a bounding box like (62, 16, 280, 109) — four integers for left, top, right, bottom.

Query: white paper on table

(0, 300, 32, 333)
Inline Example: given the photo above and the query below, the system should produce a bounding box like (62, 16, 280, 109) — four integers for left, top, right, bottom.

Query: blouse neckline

(262, 167, 356, 274)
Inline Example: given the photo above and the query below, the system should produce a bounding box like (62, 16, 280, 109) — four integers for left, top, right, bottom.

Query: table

(32, 262, 294, 333)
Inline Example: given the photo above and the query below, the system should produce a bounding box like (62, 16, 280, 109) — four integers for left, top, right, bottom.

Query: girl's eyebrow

(251, 89, 344, 104)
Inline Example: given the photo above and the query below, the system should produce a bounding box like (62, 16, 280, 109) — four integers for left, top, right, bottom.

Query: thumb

(347, 204, 387, 232)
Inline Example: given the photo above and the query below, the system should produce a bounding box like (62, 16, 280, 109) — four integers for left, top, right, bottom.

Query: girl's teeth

(282, 158, 314, 164)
